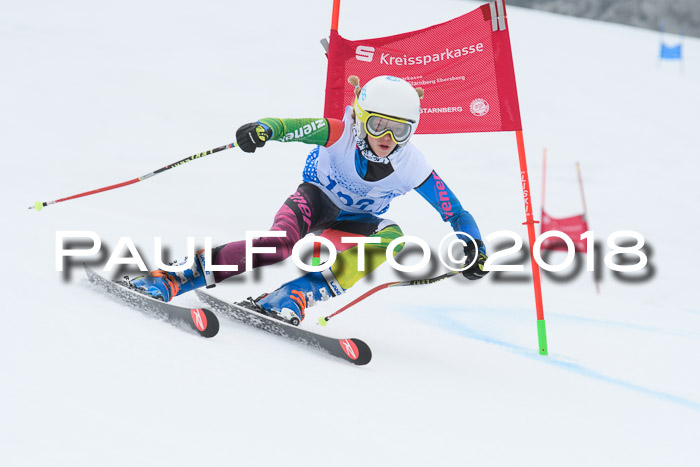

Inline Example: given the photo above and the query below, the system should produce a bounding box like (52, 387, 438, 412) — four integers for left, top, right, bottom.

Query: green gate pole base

(537, 319, 548, 355)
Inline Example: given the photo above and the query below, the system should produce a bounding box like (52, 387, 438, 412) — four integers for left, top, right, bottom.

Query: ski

(194, 290, 372, 365)
(85, 265, 219, 338)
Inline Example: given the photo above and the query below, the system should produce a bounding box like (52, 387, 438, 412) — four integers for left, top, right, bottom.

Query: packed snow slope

(2, 1, 699, 466)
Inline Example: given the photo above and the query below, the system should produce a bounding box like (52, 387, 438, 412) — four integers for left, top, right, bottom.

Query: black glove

(463, 239, 489, 280)
(236, 122, 271, 153)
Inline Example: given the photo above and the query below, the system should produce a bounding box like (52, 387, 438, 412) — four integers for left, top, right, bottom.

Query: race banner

(324, 0, 522, 134)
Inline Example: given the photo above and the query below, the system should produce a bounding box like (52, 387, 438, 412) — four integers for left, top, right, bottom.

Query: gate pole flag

(324, 0, 548, 355)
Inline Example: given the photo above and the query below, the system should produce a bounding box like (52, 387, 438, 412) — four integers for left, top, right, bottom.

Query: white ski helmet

(354, 75, 422, 146)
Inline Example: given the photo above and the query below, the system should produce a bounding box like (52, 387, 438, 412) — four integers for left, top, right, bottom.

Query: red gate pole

(331, 0, 341, 31)
(516, 131, 549, 355)
(312, 0, 343, 268)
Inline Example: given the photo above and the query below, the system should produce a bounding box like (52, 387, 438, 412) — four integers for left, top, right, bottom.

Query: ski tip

(338, 338, 372, 366)
(190, 308, 220, 338)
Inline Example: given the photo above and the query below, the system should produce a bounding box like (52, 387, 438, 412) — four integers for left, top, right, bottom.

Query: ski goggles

(355, 103, 414, 144)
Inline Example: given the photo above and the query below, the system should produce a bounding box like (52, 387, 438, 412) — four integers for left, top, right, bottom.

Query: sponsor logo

(521, 172, 530, 215)
(329, 280, 344, 296)
(171, 151, 210, 168)
(432, 172, 454, 219)
(422, 106, 463, 114)
(340, 339, 359, 360)
(355, 45, 375, 62)
(354, 44, 484, 65)
(289, 191, 312, 232)
(321, 268, 346, 296)
(469, 98, 489, 117)
(281, 119, 326, 143)
(381, 44, 484, 66)
(190, 308, 208, 332)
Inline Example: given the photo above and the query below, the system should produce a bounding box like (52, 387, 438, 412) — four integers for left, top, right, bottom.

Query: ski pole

(317, 269, 462, 326)
(29, 142, 238, 211)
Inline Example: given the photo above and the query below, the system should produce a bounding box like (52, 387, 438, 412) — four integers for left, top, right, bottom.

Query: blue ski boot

(129, 249, 215, 302)
(255, 270, 345, 326)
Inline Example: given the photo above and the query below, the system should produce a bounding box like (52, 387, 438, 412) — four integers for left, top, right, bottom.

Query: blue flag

(660, 43, 682, 60)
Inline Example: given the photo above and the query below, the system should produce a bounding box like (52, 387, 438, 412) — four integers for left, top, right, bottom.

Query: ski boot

(254, 270, 344, 326)
(127, 249, 215, 302)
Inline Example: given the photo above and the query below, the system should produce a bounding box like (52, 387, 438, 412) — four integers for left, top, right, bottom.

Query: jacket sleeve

(414, 170, 485, 254)
(258, 118, 345, 147)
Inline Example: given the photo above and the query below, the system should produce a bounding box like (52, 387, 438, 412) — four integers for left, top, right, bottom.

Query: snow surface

(2, 0, 700, 465)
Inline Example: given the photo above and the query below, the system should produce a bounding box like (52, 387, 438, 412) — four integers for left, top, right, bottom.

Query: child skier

(131, 75, 489, 325)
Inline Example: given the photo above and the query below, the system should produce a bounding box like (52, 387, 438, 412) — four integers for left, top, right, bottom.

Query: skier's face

(367, 133, 397, 158)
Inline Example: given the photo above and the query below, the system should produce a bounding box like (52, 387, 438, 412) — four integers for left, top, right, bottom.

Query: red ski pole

(317, 269, 461, 326)
(29, 142, 238, 211)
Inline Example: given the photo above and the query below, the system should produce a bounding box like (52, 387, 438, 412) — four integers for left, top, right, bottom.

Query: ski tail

(85, 265, 220, 338)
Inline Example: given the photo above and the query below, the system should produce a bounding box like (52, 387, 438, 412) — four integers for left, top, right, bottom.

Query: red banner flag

(540, 210, 590, 253)
(324, 0, 521, 134)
